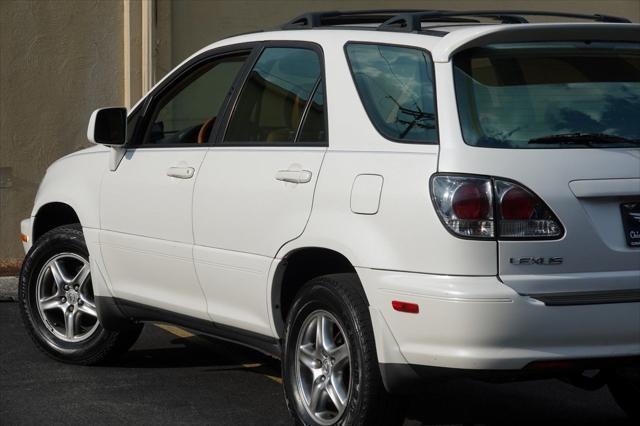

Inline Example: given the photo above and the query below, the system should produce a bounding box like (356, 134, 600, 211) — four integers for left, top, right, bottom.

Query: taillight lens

(431, 176, 494, 238)
(452, 182, 491, 220)
(500, 186, 535, 220)
(494, 180, 563, 238)
(431, 175, 563, 240)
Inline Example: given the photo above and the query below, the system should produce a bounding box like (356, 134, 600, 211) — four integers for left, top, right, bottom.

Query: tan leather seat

(265, 95, 302, 142)
(197, 117, 216, 144)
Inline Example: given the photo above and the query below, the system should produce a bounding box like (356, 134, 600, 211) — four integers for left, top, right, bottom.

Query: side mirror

(87, 107, 127, 146)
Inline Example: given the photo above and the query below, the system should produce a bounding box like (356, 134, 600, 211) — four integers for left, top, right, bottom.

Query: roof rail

(281, 10, 426, 29)
(379, 10, 631, 32)
(281, 9, 631, 32)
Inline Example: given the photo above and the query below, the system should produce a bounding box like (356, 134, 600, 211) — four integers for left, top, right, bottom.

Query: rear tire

(282, 273, 402, 425)
(608, 366, 640, 419)
(19, 224, 142, 365)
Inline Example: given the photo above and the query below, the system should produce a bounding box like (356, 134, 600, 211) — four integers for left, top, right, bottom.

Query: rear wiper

(528, 132, 640, 146)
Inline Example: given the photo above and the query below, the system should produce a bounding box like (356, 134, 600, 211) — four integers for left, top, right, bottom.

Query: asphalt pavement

(0, 300, 632, 425)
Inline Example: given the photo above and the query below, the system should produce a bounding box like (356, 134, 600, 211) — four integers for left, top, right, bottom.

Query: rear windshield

(453, 42, 640, 149)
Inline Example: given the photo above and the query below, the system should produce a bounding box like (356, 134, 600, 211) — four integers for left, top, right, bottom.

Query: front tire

(19, 224, 142, 365)
(282, 274, 401, 425)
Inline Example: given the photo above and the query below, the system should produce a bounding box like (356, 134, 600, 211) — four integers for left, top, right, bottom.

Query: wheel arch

(32, 202, 81, 242)
(271, 246, 368, 337)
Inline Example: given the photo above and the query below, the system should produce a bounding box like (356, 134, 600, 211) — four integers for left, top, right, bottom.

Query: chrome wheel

(35, 253, 99, 342)
(295, 310, 351, 425)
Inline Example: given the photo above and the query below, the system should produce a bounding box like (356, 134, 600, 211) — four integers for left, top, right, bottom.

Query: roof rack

(281, 10, 424, 29)
(379, 10, 631, 32)
(281, 9, 631, 32)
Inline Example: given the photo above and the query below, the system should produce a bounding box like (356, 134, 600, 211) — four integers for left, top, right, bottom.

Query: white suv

(18, 10, 640, 424)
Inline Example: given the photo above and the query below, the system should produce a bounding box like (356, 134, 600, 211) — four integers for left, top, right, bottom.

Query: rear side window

(224, 47, 325, 144)
(453, 42, 640, 149)
(345, 43, 438, 144)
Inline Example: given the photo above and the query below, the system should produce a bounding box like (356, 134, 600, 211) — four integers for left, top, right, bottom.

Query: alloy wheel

(35, 253, 99, 342)
(295, 310, 351, 425)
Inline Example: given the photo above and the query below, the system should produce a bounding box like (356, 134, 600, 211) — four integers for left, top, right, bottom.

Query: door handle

(275, 169, 312, 184)
(167, 166, 195, 179)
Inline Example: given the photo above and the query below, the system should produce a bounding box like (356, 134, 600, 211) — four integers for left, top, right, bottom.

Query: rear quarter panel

(283, 148, 497, 275)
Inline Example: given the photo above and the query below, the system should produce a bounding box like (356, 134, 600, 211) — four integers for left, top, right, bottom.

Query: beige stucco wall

(0, 0, 124, 263)
(0, 0, 638, 267)
(165, 0, 640, 70)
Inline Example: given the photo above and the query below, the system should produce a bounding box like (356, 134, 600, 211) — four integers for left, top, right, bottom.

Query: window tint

(453, 42, 640, 149)
(143, 54, 248, 145)
(224, 47, 322, 144)
(345, 43, 437, 143)
(298, 81, 326, 143)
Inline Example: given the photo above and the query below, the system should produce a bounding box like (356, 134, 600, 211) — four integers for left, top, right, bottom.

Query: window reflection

(346, 44, 438, 143)
(454, 42, 640, 148)
(225, 48, 323, 143)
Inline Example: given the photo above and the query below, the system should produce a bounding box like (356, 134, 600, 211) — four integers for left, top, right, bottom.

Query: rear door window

(453, 41, 640, 149)
(223, 47, 325, 144)
(345, 43, 438, 144)
(298, 82, 326, 143)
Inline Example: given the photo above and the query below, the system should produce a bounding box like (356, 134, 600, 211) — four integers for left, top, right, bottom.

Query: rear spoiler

(431, 23, 640, 62)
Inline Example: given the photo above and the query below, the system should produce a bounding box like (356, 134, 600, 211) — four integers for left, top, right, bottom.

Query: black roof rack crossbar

(281, 9, 631, 32)
(379, 10, 631, 32)
(282, 9, 445, 29)
(379, 11, 525, 32)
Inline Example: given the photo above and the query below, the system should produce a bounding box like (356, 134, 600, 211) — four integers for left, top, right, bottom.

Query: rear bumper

(380, 355, 640, 393)
(358, 268, 640, 372)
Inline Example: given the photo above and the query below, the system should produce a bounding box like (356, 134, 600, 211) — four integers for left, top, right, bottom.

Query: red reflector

(392, 300, 419, 314)
(452, 182, 490, 220)
(501, 187, 536, 220)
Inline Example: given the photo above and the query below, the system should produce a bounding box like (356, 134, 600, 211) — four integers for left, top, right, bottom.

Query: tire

(19, 224, 142, 365)
(282, 273, 402, 425)
(608, 366, 640, 419)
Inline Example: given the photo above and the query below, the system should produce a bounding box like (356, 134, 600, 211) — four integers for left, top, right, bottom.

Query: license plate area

(620, 202, 640, 247)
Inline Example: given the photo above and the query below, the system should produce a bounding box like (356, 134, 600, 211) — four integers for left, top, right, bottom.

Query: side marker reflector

(20, 233, 29, 242)
(392, 300, 419, 314)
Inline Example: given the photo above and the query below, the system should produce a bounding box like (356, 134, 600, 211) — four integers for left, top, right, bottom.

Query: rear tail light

(431, 176, 494, 238)
(494, 180, 563, 238)
(430, 174, 563, 240)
